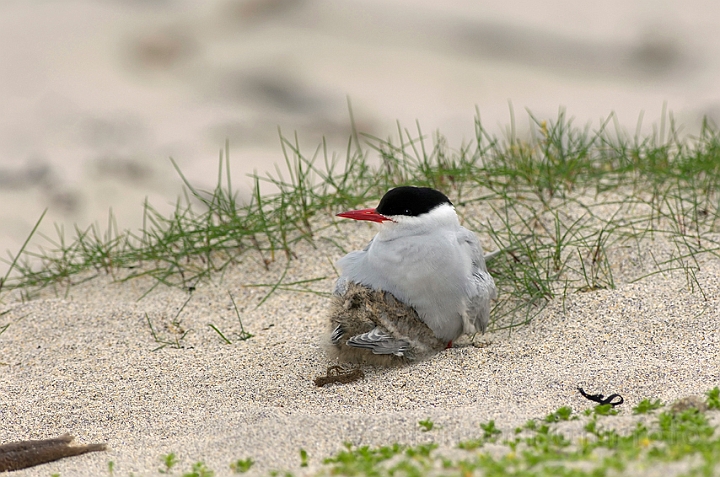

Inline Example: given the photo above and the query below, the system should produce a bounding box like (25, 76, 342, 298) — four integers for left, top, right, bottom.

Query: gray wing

(458, 228, 498, 334)
(346, 327, 410, 356)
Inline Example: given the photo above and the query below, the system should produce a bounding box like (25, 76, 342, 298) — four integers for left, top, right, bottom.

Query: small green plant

(591, 403, 620, 416)
(299, 448, 309, 467)
(707, 387, 720, 410)
(0, 209, 45, 295)
(159, 452, 179, 474)
(458, 420, 502, 450)
(417, 419, 434, 432)
(228, 291, 253, 341)
(480, 420, 501, 439)
(456, 439, 482, 451)
(229, 457, 254, 473)
(544, 406, 574, 422)
(107, 460, 114, 476)
(206, 291, 255, 344)
(182, 461, 214, 477)
(146, 294, 193, 351)
(633, 398, 664, 414)
(208, 323, 232, 344)
(322, 442, 405, 475)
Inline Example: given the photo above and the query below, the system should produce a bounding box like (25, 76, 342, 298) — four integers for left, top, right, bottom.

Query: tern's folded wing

(464, 271, 497, 334)
(457, 227, 498, 334)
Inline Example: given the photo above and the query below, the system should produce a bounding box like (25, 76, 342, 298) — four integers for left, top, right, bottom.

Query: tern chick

(327, 280, 447, 366)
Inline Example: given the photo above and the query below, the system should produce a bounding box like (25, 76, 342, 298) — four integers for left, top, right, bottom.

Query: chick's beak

(336, 208, 391, 223)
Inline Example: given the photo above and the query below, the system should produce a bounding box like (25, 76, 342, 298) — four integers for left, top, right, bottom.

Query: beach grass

(2, 108, 719, 332)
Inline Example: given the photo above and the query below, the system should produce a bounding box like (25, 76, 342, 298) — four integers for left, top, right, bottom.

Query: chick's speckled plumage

(327, 281, 446, 366)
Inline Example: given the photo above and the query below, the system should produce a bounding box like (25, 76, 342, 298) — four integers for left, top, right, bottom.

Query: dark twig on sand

(578, 387, 624, 407)
(0, 434, 107, 472)
(314, 366, 365, 387)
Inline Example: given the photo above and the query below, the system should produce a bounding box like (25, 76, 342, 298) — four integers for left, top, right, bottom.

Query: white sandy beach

(1, 200, 719, 476)
(2, 1, 720, 474)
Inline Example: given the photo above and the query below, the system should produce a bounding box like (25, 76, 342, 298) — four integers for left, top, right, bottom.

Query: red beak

(336, 208, 391, 223)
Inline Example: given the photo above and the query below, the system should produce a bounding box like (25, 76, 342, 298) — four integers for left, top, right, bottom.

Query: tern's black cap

(376, 186, 453, 217)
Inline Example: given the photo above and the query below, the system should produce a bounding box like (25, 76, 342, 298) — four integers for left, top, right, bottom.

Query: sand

(1, 207, 719, 476)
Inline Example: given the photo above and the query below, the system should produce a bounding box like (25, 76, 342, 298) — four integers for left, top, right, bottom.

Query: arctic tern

(328, 186, 497, 365)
